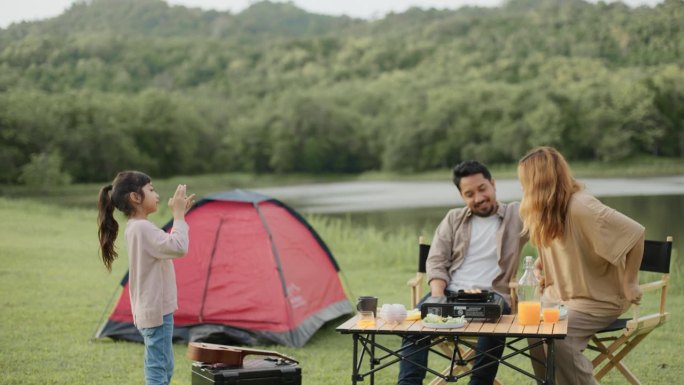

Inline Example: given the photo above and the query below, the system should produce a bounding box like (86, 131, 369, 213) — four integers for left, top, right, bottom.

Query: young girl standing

(97, 171, 194, 385)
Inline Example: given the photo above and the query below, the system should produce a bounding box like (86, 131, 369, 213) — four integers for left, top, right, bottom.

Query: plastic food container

(379, 304, 407, 323)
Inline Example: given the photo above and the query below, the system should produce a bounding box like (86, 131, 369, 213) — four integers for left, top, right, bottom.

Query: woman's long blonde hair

(518, 147, 582, 247)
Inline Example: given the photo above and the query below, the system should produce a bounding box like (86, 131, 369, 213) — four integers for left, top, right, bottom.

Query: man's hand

(429, 279, 447, 298)
(425, 296, 447, 304)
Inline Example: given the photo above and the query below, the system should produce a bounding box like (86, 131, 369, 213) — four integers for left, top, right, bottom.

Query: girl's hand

(168, 184, 195, 219)
(184, 193, 195, 211)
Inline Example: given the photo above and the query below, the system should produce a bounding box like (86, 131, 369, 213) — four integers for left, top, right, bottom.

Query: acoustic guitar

(187, 342, 299, 367)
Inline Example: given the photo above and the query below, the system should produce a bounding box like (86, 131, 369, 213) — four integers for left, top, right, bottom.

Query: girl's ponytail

(97, 184, 118, 272)
(97, 170, 151, 272)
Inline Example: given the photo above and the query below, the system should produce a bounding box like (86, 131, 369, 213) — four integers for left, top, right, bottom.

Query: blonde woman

(517, 147, 644, 385)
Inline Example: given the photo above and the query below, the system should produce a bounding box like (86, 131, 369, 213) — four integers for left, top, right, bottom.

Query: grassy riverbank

(0, 197, 681, 384)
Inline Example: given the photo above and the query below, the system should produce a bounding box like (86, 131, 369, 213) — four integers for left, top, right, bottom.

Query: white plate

(422, 320, 467, 329)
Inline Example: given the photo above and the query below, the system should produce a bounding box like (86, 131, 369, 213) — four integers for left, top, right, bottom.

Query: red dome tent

(96, 189, 352, 347)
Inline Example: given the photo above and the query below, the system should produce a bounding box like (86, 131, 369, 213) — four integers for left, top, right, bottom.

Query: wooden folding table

(336, 314, 567, 384)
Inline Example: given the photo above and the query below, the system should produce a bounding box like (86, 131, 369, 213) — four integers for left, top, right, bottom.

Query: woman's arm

(622, 234, 644, 304)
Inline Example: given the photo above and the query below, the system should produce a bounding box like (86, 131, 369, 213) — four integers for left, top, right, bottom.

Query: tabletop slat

(478, 317, 499, 333)
(539, 321, 555, 335)
(399, 320, 417, 330)
(493, 315, 515, 334)
(336, 315, 360, 331)
(507, 316, 526, 334)
(381, 319, 416, 331)
(408, 320, 424, 332)
(522, 323, 541, 334)
(554, 316, 568, 335)
(464, 319, 484, 333)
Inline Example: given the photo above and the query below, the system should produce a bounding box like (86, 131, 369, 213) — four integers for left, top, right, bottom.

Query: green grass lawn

(0, 197, 681, 384)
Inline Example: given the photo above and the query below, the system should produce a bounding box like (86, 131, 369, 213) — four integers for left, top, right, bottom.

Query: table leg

(352, 333, 359, 385)
(370, 334, 375, 385)
(546, 338, 555, 385)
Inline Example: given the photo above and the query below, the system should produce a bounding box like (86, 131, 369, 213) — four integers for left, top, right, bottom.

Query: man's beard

(472, 202, 497, 217)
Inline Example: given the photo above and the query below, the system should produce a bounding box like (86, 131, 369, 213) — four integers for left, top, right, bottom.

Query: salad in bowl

(422, 314, 467, 329)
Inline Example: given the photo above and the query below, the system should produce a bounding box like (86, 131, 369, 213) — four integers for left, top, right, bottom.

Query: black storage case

(192, 358, 301, 385)
(420, 290, 504, 322)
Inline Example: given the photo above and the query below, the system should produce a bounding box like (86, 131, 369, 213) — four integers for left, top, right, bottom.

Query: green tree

(18, 151, 72, 190)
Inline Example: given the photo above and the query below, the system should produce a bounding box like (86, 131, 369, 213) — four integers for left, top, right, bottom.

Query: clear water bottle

(517, 256, 541, 325)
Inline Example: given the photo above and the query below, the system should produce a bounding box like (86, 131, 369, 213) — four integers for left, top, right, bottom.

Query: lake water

(255, 177, 683, 261)
(326, 195, 683, 247)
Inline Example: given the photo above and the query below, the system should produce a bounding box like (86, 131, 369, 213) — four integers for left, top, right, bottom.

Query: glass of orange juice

(542, 301, 561, 323)
(518, 301, 541, 325)
(356, 311, 376, 328)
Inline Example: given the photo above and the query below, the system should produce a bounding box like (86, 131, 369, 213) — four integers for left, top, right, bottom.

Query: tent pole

(199, 217, 225, 323)
(254, 202, 298, 345)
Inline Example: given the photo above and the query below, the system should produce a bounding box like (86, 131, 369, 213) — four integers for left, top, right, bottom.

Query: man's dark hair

(452, 160, 492, 191)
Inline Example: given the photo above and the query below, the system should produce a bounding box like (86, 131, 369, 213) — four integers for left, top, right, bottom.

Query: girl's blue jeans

(139, 313, 174, 385)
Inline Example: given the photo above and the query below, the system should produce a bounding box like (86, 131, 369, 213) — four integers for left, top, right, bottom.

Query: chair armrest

(626, 312, 669, 333)
(407, 273, 425, 308)
(407, 272, 424, 287)
(632, 278, 670, 320)
(639, 280, 667, 292)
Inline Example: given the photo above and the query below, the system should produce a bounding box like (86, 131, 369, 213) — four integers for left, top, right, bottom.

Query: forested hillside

(1, 0, 683, 184)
